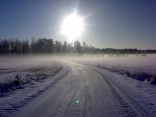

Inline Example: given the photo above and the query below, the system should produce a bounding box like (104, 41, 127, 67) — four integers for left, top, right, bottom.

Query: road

(11, 61, 150, 117)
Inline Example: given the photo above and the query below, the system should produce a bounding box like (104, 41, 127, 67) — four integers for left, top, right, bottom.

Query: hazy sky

(0, 0, 156, 49)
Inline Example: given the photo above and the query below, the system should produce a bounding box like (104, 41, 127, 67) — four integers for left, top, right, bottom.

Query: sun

(62, 13, 83, 40)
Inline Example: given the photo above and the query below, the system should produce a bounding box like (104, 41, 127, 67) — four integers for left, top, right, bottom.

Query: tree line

(0, 38, 156, 55)
(0, 38, 95, 54)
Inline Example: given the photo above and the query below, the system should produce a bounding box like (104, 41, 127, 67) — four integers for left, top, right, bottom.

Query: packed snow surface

(0, 54, 156, 117)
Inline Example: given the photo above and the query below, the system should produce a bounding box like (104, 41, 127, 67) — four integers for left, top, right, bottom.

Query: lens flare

(76, 100, 79, 104)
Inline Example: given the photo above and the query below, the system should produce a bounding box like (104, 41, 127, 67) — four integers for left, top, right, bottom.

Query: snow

(83, 64, 156, 116)
(73, 54, 156, 116)
(77, 54, 156, 82)
(0, 54, 156, 117)
(0, 55, 68, 117)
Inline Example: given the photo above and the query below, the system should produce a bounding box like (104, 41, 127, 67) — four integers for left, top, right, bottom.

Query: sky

(0, 0, 156, 49)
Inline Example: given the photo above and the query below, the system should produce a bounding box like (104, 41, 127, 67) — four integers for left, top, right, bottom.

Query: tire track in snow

(72, 62, 152, 117)
(67, 62, 118, 117)
(9, 61, 153, 117)
(0, 68, 69, 117)
(51, 64, 89, 117)
(89, 66, 152, 117)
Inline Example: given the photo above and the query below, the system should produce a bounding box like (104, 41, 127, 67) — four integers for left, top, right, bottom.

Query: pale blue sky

(0, 0, 156, 49)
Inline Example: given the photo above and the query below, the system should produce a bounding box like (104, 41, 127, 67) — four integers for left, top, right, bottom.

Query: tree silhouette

(0, 38, 155, 55)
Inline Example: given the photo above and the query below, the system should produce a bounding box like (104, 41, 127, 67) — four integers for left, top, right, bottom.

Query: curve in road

(11, 61, 151, 117)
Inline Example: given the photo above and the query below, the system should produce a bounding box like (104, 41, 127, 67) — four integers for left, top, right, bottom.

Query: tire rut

(72, 62, 151, 117)
(94, 70, 151, 117)
(0, 69, 69, 117)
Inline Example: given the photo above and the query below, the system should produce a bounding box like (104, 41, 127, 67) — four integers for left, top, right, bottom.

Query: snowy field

(0, 55, 69, 117)
(0, 54, 156, 117)
(73, 54, 156, 116)
(80, 54, 156, 71)
(76, 54, 156, 82)
(0, 55, 63, 84)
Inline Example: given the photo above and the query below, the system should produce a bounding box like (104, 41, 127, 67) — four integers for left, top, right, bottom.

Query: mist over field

(0, 37, 156, 117)
(1, 0, 156, 116)
(0, 54, 156, 117)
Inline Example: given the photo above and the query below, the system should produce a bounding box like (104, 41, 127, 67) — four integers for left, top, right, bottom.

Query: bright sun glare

(62, 13, 83, 40)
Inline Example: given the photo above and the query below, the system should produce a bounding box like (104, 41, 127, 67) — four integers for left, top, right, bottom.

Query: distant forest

(0, 38, 156, 55)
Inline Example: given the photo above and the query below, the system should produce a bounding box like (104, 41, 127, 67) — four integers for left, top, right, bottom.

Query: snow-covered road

(10, 61, 153, 117)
